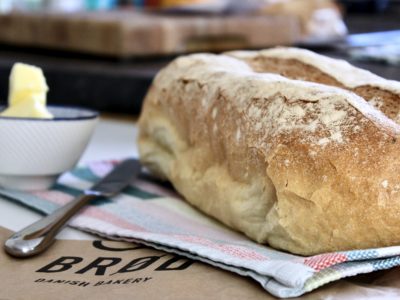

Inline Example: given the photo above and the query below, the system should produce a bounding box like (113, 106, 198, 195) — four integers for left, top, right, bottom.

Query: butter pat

(0, 63, 53, 119)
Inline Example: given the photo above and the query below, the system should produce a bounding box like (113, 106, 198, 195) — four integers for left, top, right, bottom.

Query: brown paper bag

(1, 226, 400, 300)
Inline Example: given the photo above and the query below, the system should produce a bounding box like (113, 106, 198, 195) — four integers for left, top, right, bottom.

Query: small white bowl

(0, 105, 98, 190)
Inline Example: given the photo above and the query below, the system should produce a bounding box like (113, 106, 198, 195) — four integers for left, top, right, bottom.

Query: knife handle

(4, 192, 98, 258)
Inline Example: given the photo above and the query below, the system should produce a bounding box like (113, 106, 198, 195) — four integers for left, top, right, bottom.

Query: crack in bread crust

(227, 48, 400, 124)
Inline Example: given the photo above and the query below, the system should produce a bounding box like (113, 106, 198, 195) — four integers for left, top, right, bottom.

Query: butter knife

(4, 158, 141, 258)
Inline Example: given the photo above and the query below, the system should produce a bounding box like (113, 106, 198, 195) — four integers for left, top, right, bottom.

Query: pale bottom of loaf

(139, 114, 280, 243)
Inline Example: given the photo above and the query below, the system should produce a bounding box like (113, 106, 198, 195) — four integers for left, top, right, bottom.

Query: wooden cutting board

(0, 10, 300, 57)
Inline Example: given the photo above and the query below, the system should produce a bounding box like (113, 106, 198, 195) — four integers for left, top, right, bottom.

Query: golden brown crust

(138, 51, 400, 255)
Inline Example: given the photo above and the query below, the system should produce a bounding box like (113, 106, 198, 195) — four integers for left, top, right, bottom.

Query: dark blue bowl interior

(0, 105, 98, 121)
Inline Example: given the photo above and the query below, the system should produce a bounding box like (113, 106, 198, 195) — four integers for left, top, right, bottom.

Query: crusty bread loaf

(137, 49, 400, 255)
(227, 47, 400, 123)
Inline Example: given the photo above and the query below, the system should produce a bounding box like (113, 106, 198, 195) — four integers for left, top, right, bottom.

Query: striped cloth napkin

(2, 159, 400, 298)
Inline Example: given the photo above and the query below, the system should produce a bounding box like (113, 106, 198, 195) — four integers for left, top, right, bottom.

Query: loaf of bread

(137, 48, 400, 255)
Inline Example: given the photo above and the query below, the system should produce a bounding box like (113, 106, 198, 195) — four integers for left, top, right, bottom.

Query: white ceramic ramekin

(0, 105, 98, 190)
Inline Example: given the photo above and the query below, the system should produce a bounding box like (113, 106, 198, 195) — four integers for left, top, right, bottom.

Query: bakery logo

(33, 240, 194, 288)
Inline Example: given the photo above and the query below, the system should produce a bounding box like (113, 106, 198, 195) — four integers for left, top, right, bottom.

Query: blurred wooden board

(0, 10, 300, 57)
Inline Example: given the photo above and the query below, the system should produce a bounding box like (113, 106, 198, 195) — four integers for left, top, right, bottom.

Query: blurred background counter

(0, 0, 398, 114)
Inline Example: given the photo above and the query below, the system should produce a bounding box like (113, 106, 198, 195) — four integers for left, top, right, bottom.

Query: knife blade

(90, 159, 141, 197)
(4, 158, 141, 258)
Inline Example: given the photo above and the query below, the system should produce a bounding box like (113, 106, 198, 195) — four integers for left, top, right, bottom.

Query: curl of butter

(0, 63, 53, 119)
